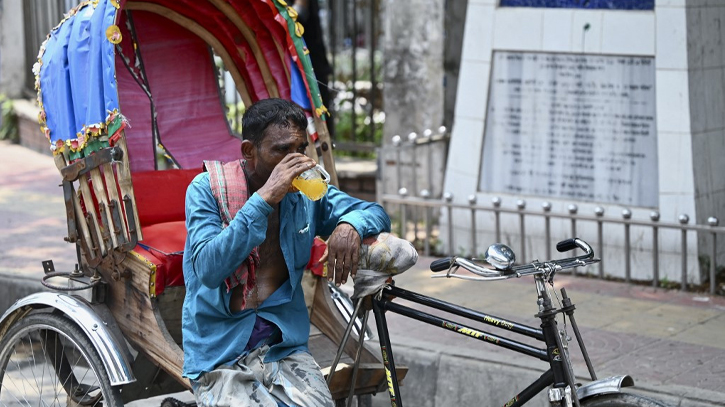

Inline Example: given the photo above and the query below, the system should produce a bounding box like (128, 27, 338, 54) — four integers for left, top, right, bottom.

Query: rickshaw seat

(132, 169, 200, 227)
(130, 169, 200, 296)
(137, 221, 187, 294)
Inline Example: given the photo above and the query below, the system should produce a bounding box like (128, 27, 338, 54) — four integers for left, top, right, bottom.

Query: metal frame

(370, 283, 633, 407)
(0, 292, 136, 386)
(372, 284, 565, 407)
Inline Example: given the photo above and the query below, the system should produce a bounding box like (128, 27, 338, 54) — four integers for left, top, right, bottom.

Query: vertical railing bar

(493, 197, 501, 243)
(517, 200, 526, 262)
(392, 136, 402, 234)
(679, 214, 689, 291)
(595, 207, 604, 278)
(445, 192, 454, 256)
(569, 205, 578, 275)
(422, 190, 431, 257)
(681, 229, 687, 291)
(409, 135, 418, 242)
(708, 217, 719, 295)
(710, 232, 717, 295)
(623, 209, 632, 284)
(650, 211, 660, 288)
(398, 188, 408, 240)
(469, 195, 477, 257)
(543, 202, 552, 261)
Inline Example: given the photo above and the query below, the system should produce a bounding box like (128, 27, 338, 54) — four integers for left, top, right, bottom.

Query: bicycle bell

(484, 243, 515, 270)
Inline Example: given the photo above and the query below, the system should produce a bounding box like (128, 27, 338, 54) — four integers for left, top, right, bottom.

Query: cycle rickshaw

(0, 0, 402, 405)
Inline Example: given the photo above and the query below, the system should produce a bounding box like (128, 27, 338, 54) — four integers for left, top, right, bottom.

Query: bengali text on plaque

(479, 51, 658, 207)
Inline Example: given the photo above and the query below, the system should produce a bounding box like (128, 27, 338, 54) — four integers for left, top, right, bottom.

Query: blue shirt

(181, 172, 391, 379)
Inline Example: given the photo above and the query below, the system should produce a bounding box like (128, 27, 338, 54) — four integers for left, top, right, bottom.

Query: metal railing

(324, 0, 382, 148)
(381, 192, 725, 295)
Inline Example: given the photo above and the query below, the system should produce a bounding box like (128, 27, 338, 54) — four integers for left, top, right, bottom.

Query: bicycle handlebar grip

(430, 257, 453, 272)
(556, 238, 578, 253)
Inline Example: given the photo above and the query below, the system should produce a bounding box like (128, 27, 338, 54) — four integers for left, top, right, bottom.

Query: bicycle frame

(371, 275, 583, 407)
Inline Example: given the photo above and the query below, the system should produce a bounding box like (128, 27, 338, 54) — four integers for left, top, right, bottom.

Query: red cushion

(138, 221, 188, 295)
(132, 169, 200, 227)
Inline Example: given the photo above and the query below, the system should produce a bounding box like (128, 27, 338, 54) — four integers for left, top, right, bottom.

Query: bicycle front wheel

(0, 312, 123, 406)
(580, 393, 670, 407)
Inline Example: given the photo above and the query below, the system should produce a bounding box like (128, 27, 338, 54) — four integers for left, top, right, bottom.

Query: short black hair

(241, 98, 308, 145)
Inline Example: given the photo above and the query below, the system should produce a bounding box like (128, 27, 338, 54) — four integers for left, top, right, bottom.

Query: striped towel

(204, 160, 260, 308)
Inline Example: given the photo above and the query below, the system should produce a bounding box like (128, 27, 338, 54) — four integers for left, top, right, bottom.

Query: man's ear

(241, 140, 255, 160)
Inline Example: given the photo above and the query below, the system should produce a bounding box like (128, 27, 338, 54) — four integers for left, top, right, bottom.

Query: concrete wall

(685, 1, 725, 273)
(381, 0, 444, 144)
(439, 0, 723, 285)
(0, 0, 26, 98)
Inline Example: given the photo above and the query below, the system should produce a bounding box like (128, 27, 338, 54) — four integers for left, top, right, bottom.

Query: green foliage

(226, 101, 245, 135)
(329, 49, 385, 158)
(658, 276, 679, 290)
(0, 94, 19, 143)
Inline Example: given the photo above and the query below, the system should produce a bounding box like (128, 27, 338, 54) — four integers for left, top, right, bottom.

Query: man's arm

(185, 174, 274, 288)
(315, 186, 392, 286)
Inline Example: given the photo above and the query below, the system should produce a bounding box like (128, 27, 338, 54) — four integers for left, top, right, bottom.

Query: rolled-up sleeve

(315, 185, 391, 239)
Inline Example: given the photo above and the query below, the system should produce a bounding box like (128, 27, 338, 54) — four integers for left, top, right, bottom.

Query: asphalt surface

(0, 140, 723, 407)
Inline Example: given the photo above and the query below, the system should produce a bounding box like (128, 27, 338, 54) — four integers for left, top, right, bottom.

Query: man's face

(249, 123, 309, 183)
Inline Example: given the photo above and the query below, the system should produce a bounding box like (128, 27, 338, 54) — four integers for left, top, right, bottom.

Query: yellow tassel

(286, 6, 298, 20)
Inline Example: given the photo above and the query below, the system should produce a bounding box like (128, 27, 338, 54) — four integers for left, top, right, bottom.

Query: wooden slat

(115, 135, 142, 241)
(101, 162, 130, 246)
(55, 153, 101, 263)
(78, 173, 106, 256)
(314, 116, 339, 187)
(208, 0, 280, 98)
(126, 2, 253, 107)
(72, 190, 97, 262)
(322, 363, 408, 400)
(89, 168, 118, 249)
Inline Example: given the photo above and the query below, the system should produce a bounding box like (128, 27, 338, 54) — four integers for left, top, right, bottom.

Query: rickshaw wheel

(0, 312, 122, 406)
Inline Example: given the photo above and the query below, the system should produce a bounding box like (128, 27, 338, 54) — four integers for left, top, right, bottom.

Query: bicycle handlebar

(430, 238, 599, 282)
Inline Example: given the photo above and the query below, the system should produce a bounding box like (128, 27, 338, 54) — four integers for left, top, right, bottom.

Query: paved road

(0, 141, 723, 407)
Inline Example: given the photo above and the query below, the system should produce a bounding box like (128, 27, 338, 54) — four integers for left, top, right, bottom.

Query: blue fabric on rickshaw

(39, 1, 119, 147)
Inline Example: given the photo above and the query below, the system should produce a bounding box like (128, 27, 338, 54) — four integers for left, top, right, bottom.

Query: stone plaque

(479, 51, 658, 207)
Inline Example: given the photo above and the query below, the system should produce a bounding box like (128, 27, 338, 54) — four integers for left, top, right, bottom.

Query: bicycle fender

(0, 292, 136, 386)
(577, 375, 635, 400)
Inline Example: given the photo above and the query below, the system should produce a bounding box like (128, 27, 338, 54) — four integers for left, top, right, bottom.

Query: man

(182, 98, 391, 407)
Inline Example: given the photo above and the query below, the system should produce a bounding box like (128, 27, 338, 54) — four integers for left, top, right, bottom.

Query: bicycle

(326, 238, 670, 407)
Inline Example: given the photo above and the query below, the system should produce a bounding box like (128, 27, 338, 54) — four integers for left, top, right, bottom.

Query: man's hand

(257, 153, 316, 204)
(320, 223, 360, 286)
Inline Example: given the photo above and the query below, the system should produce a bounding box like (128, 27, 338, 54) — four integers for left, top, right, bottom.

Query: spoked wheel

(0, 312, 122, 406)
(580, 393, 671, 407)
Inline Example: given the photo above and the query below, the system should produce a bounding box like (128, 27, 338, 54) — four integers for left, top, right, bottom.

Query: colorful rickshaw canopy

(36, 0, 327, 170)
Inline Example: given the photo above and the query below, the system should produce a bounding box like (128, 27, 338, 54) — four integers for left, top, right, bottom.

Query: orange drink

(292, 164, 330, 201)
(292, 177, 328, 201)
